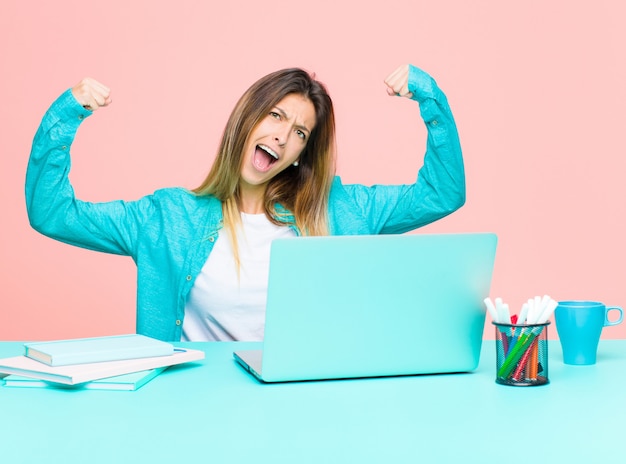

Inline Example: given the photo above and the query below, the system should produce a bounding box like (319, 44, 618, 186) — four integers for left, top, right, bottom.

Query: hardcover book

(2, 367, 167, 391)
(0, 348, 204, 385)
(24, 334, 174, 366)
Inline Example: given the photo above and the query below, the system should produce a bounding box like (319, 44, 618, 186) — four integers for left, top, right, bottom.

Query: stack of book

(0, 334, 204, 391)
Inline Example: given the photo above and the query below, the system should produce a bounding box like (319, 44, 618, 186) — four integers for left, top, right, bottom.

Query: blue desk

(1, 340, 624, 463)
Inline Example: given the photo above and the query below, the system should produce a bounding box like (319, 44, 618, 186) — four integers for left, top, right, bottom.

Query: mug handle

(605, 306, 624, 326)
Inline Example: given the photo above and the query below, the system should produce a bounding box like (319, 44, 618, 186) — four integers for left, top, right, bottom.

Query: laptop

(234, 232, 497, 382)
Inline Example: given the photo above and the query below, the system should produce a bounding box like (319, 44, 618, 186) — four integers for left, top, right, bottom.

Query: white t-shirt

(182, 213, 296, 341)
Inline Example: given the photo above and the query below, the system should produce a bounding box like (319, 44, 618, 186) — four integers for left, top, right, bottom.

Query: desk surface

(1, 340, 624, 463)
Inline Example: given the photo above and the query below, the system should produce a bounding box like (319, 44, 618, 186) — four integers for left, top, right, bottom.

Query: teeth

(259, 145, 278, 160)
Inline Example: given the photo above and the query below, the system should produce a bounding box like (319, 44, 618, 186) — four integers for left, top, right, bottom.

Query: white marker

(502, 303, 511, 323)
(484, 297, 499, 323)
(538, 298, 558, 323)
(495, 298, 509, 323)
(518, 302, 530, 325)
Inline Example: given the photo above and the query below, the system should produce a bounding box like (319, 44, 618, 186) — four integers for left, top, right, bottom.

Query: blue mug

(555, 301, 623, 365)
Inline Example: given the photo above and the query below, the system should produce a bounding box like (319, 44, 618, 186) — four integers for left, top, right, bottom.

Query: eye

(296, 129, 306, 140)
(269, 111, 281, 120)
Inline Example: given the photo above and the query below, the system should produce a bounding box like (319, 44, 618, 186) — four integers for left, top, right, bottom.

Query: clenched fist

(71, 78, 112, 111)
(384, 64, 413, 99)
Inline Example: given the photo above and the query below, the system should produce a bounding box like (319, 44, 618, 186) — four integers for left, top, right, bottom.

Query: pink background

(1, 0, 625, 341)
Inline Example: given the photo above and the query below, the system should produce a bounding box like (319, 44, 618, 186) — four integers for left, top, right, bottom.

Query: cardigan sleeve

(25, 89, 155, 257)
(329, 65, 466, 235)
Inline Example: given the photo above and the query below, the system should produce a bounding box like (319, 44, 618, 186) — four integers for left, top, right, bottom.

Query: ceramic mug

(555, 301, 623, 365)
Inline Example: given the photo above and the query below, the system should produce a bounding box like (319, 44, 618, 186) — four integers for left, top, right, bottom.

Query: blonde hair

(194, 68, 337, 264)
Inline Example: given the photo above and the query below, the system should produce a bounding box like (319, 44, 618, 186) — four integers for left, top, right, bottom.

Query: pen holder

(493, 322, 550, 386)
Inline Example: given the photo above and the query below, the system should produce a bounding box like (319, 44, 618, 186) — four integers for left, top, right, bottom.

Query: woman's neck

(238, 184, 266, 215)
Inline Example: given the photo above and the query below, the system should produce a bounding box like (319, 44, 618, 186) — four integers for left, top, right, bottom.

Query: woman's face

(239, 93, 316, 190)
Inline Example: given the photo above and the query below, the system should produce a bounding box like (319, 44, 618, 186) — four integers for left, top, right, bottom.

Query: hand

(71, 78, 112, 111)
(384, 64, 413, 99)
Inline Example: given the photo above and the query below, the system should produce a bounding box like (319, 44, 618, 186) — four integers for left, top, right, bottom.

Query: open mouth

(253, 144, 279, 172)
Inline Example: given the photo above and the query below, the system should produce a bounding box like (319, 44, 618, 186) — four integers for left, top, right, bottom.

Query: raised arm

(25, 79, 147, 256)
(329, 64, 466, 235)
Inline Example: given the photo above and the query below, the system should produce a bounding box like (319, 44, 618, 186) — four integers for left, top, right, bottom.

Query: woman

(26, 64, 465, 341)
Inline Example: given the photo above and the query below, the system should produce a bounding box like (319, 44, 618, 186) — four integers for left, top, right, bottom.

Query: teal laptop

(234, 233, 497, 382)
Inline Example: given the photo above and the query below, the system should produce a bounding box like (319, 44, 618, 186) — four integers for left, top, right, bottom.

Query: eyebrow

(274, 106, 311, 135)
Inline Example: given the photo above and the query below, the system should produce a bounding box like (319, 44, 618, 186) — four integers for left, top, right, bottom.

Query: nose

(274, 124, 289, 147)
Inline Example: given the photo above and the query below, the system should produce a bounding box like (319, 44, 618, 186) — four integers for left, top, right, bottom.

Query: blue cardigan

(25, 66, 465, 341)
